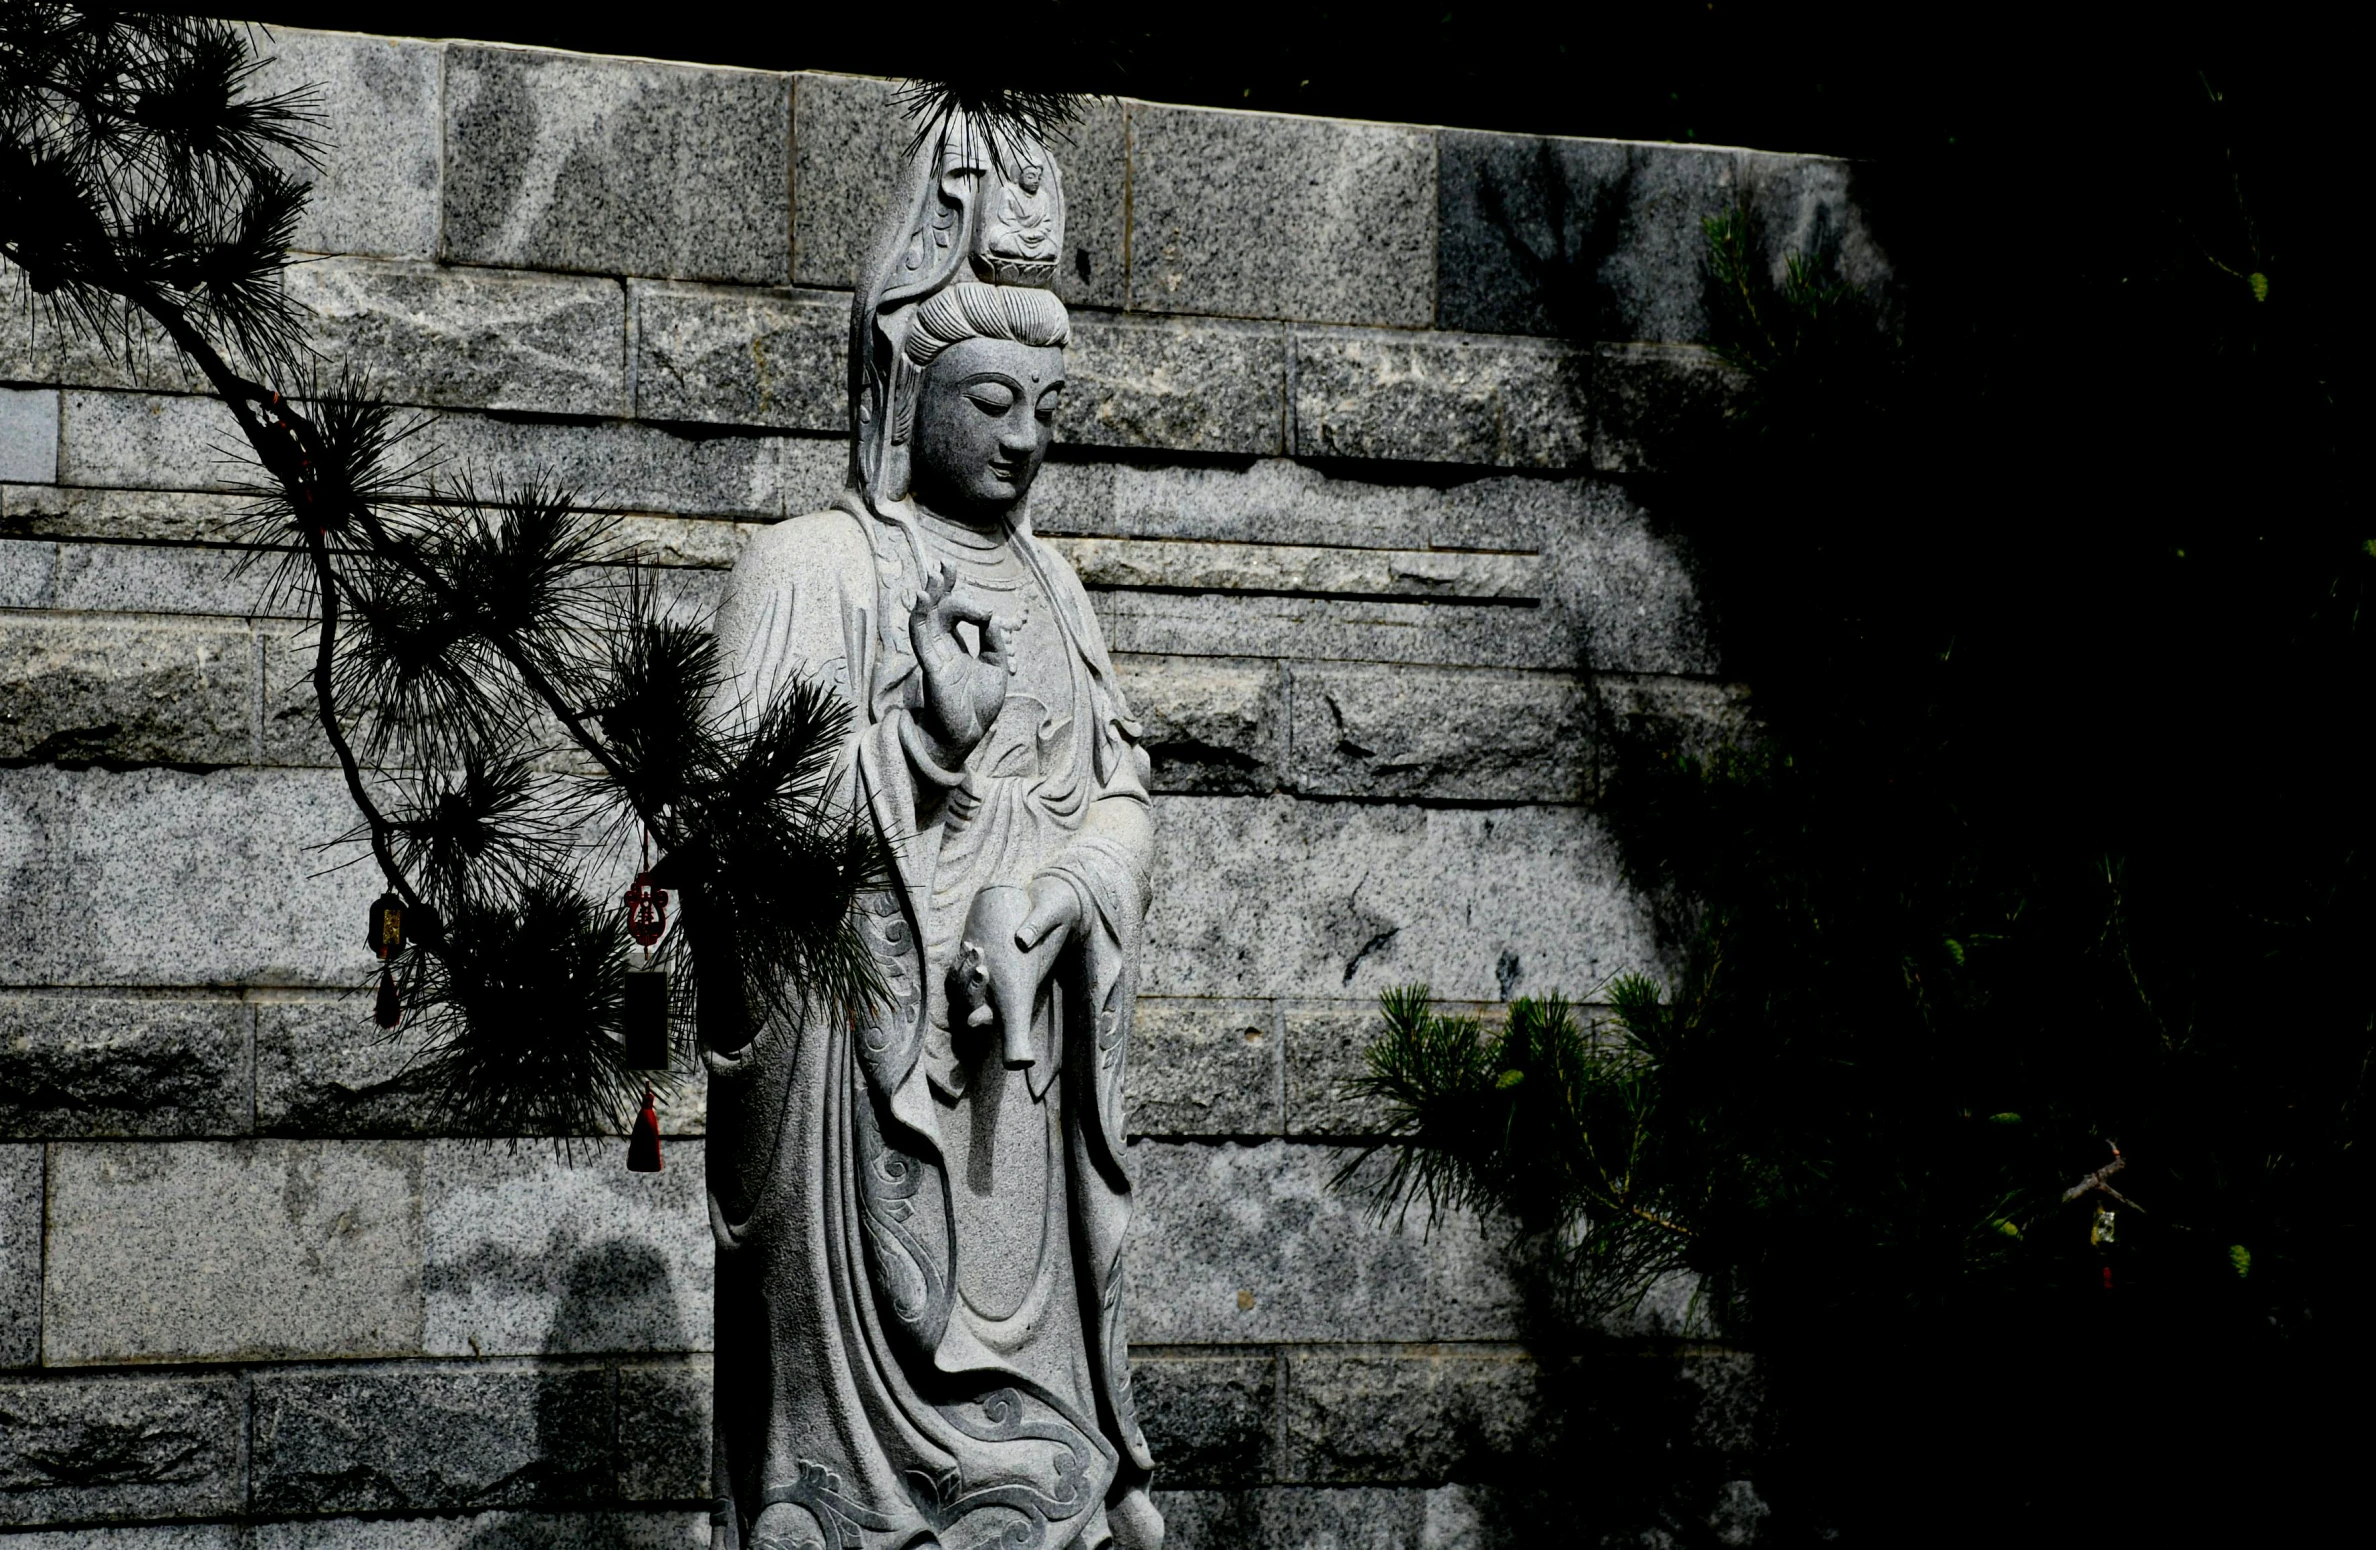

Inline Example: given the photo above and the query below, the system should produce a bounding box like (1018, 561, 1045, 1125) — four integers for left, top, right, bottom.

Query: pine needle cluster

(3, 10, 887, 1138)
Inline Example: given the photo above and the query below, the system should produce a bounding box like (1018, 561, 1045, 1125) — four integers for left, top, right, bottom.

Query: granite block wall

(0, 23, 1879, 1545)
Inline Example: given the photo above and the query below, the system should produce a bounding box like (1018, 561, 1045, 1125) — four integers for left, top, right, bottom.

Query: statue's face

(912, 336, 1065, 522)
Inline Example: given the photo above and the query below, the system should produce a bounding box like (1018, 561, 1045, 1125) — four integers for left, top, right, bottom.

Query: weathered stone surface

(1284, 1349, 1540, 1484)
(443, 47, 790, 283)
(1587, 342, 1747, 476)
(1049, 458, 1430, 549)
(1112, 654, 1283, 795)
(253, 28, 444, 260)
(1125, 1140, 1517, 1344)
(616, 1359, 710, 1501)
(0, 1373, 241, 1524)
(1131, 1353, 1277, 1488)
(794, 75, 1126, 312)
(1740, 151, 1894, 298)
(1284, 1003, 1393, 1140)
(1, 485, 256, 545)
(56, 389, 245, 494)
(0, 614, 255, 766)
(0, 539, 52, 608)
(1292, 329, 1588, 469)
(631, 282, 844, 431)
(0, 1145, 37, 1367)
(44, 1139, 423, 1363)
(609, 515, 757, 572)
(0, 767, 374, 987)
(0, 386, 58, 483)
(250, 1365, 611, 1512)
(1285, 664, 1589, 803)
(291, 259, 628, 417)
(0, 995, 248, 1138)
(1126, 999, 1280, 1137)
(424, 1139, 711, 1357)
(1090, 590, 1580, 674)
(2, 1527, 240, 1549)
(1438, 132, 1741, 343)
(1144, 797, 1659, 1004)
(1597, 674, 1757, 766)
(50, 541, 283, 619)
(1063, 314, 1286, 455)
(1153, 1484, 1489, 1548)
(1055, 538, 1535, 602)
(1128, 105, 1434, 328)
(251, 1513, 710, 1549)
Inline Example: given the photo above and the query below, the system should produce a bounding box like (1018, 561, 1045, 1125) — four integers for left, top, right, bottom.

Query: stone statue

(702, 111, 1163, 1550)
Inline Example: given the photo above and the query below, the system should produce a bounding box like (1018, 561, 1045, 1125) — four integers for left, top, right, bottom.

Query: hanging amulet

(624, 870, 669, 948)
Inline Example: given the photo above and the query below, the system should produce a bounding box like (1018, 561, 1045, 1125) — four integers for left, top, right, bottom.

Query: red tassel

(627, 1087, 663, 1172)
(2101, 1264, 2114, 1292)
(374, 964, 402, 1029)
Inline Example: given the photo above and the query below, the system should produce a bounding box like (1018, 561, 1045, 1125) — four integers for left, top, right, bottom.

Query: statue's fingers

(967, 1003, 996, 1028)
(1014, 894, 1070, 951)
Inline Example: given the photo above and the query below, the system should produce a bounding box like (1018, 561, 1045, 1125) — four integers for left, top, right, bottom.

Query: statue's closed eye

(967, 383, 1018, 415)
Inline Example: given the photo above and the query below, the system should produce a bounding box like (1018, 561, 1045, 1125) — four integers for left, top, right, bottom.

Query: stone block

(50, 541, 285, 620)
(422, 414, 846, 522)
(1, 1528, 240, 1550)
(1131, 1352, 1277, 1488)
(56, 389, 246, 494)
(0, 614, 256, 766)
(1292, 329, 1588, 469)
(1, 485, 257, 545)
(1089, 591, 1579, 674)
(609, 515, 757, 572)
(253, 28, 444, 259)
(1283, 1349, 1541, 1484)
(1437, 132, 1741, 343)
(1111, 654, 1283, 796)
(1153, 1485, 1474, 1548)
(1126, 998, 1280, 1138)
(0, 387, 58, 483)
(1285, 664, 1589, 803)
(1124, 1140, 1517, 1344)
(43, 1138, 423, 1363)
(424, 1138, 712, 1357)
(1740, 152, 1894, 298)
(1063, 314, 1286, 456)
(1128, 105, 1435, 328)
(251, 1514, 710, 1549)
(794, 75, 1126, 312)
(0, 995, 249, 1139)
(250, 1364, 612, 1512)
(290, 259, 629, 418)
(1586, 342, 1747, 476)
(443, 47, 790, 283)
(1143, 797, 1660, 1004)
(0, 1145, 37, 1367)
(1055, 538, 1534, 603)
(0, 767, 376, 987)
(1068, 459, 1435, 550)
(1284, 1002, 1390, 1139)
(631, 282, 845, 432)
(617, 1359, 711, 1501)
(1596, 674, 1756, 769)
(0, 1373, 241, 1525)
(0, 539, 55, 608)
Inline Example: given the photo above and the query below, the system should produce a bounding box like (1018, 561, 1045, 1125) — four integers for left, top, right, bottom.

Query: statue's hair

(903, 281, 1069, 369)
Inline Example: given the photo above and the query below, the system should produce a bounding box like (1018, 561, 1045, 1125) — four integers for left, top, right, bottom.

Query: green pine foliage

(2, 10, 887, 1136)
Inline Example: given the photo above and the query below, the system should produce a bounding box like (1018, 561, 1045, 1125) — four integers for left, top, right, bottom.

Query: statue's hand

(955, 877, 1080, 1068)
(908, 558, 1017, 760)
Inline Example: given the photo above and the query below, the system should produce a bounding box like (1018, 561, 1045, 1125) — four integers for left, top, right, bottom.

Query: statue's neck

(915, 503, 1014, 552)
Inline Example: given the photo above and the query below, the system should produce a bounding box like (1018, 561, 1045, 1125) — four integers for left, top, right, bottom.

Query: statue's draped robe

(706, 494, 1156, 1550)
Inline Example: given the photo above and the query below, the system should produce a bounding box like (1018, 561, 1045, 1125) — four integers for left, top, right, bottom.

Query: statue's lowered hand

(908, 557, 1020, 758)
(956, 879, 1077, 1068)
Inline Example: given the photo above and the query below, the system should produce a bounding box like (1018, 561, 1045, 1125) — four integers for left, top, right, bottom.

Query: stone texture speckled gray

(1438, 132, 1741, 343)
(1741, 151, 1894, 298)
(252, 28, 443, 259)
(1144, 797, 1659, 1004)
(50, 541, 284, 620)
(1292, 329, 1588, 468)
(1153, 1483, 1491, 1547)
(250, 1513, 710, 1549)
(1054, 537, 1535, 602)
(1063, 314, 1286, 455)
(794, 76, 1127, 311)
(1286, 664, 1590, 803)
(443, 47, 789, 283)
(0, 1373, 241, 1524)
(0, 614, 255, 765)
(2, 485, 257, 545)
(1112, 653, 1284, 795)
(631, 282, 844, 431)
(423, 1139, 711, 1357)
(1129, 104, 1435, 327)
(1284, 1003, 1393, 1139)
(1090, 589, 1582, 674)
(0, 387, 58, 483)
(2, 1527, 241, 1550)
(56, 389, 244, 493)
(1587, 341, 1748, 476)
(290, 259, 628, 417)
(617, 1359, 711, 1500)
(0, 1145, 37, 1366)
(0, 767, 374, 987)
(249, 1365, 611, 1512)
(0, 540, 52, 609)
(43, 1139, 423, 1363)
(1124, 1141, 1518, 1344)
(1126, 999, 1281, 1137)
(0, 995, 248, 1138)
(1131, 1353, 1278, 1488)
(1284, 1349, 1540, 1483)
(1598, 674, 1757, 767)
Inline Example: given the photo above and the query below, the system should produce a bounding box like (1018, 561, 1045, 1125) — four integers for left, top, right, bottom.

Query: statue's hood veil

(848, 113, 1066, 510)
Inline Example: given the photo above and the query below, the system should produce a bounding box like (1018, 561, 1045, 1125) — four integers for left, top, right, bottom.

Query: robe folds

(704, 492, 1157, 1550)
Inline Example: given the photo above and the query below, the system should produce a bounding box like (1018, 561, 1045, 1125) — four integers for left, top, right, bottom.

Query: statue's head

(849, 115, 1070, 521)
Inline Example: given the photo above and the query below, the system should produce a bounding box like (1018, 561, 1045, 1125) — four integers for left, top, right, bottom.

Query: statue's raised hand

(907, 558, 1018, 760)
